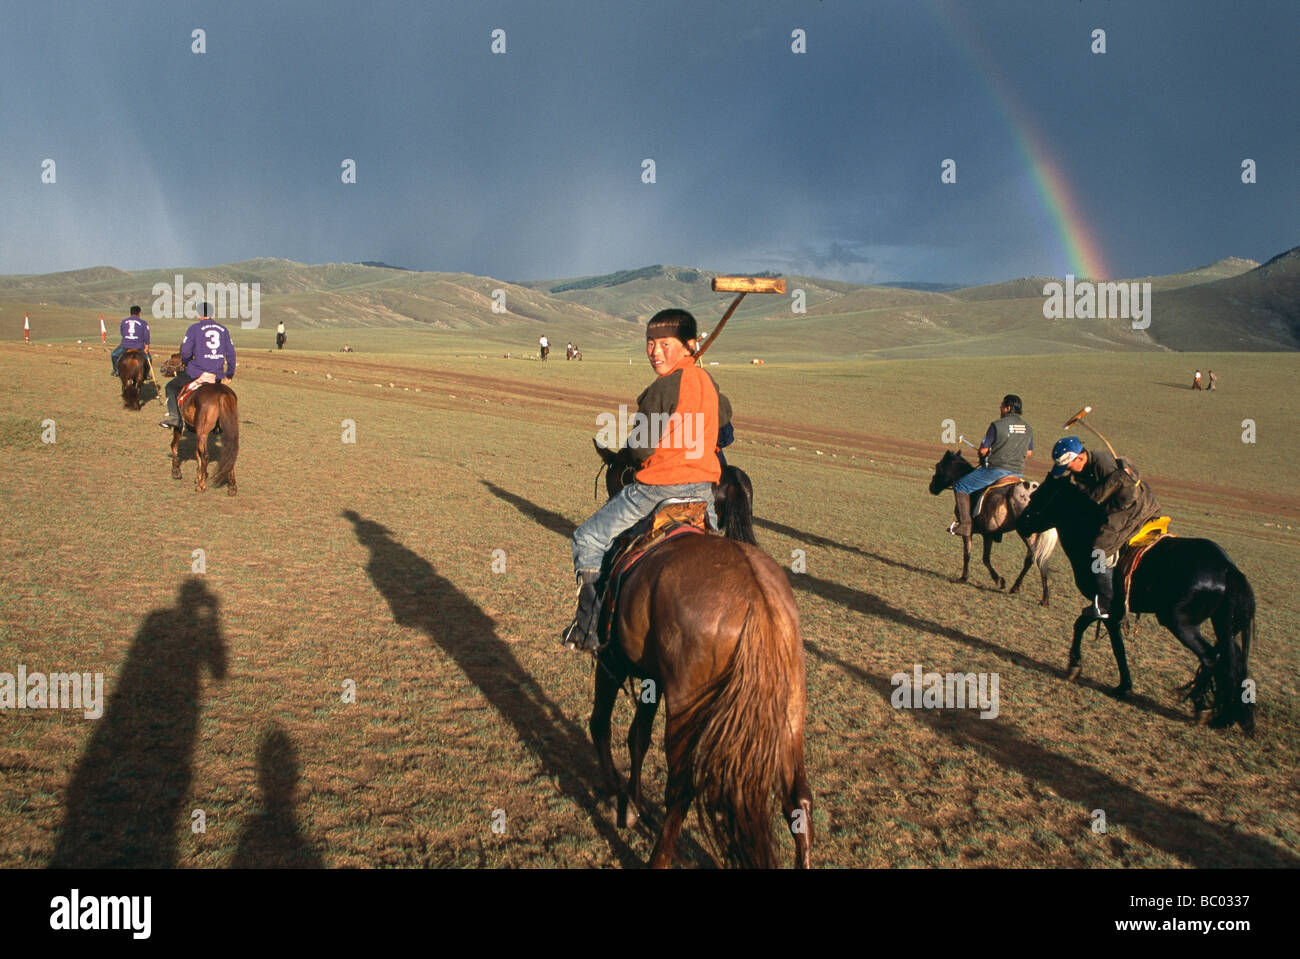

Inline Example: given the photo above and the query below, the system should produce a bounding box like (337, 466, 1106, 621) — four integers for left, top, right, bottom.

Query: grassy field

(1, 339, 1297, 868)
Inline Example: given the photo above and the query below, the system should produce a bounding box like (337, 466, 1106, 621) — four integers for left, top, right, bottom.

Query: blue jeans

(573, 481, 716, 574)
(953, 466, 1015, 494)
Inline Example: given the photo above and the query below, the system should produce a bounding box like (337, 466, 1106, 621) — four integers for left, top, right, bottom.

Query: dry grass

(1, 341, 1297, 868)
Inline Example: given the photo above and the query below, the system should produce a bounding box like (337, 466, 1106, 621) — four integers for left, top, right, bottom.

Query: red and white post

(99, 314, 107, 344)
(24, 313, 30, 343)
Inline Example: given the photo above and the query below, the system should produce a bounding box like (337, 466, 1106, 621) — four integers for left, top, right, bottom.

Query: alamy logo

(50, 889, 151, 939)
(1042, 274, 1151, 330)
(594, 404, 708, 461)
(151, 274, 261, 329)
(0, 665, 104, 719)
(890, 665, 999, 719)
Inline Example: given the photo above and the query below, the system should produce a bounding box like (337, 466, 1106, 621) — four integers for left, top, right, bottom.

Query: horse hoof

(226, 485, 237, 497)
(619, 802, 639, 830)
(171, 472, 182, 480)
(1196, 710, 1213, 726)
(997, 579, 1006, 590)
(1108, 684, 1131, 700)
(1065, 666, 1082, 682)
(1039, 599, 1050, 608)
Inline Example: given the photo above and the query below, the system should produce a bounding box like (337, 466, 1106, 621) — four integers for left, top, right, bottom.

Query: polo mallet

(956, 434, 978, 450)
(695, 276, 787, 359)
(1063, 406, 1119, 460)
(146, 353, 163, 404)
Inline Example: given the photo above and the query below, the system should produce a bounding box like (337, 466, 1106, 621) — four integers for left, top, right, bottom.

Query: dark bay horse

(928, 450, 1058, 605)
(589, 444, 812, 867)
(170, 382, 239, 495)
(118, 349, 146, 410)
(1016, 478, 1255, 732)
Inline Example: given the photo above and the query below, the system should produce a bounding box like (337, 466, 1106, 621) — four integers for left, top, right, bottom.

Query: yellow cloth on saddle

(1127, 516, 1171, 549)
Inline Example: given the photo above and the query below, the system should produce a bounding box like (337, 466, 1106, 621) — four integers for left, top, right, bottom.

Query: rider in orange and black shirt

(562, 309, 732, 651)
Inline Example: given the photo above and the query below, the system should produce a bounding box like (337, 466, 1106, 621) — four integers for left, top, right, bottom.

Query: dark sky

(3, 0, 1295, 285)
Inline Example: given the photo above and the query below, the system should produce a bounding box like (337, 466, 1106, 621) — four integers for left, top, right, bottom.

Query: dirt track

(242, 351, 1300, 523)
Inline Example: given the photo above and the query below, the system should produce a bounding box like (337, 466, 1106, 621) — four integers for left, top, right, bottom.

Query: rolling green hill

(2, 250, 1295, 357)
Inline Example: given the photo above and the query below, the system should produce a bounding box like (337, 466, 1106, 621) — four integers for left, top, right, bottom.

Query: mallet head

(712, 276, 786, 294)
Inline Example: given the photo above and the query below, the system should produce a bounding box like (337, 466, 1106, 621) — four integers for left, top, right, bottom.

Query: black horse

(1016, 478, 1256, 733)
(928, 449, 1057, 605)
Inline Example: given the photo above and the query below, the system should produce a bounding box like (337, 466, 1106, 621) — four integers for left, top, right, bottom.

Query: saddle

(595, 500, 710, 650)
(972, 474, 1023, 519)
(1116, 516, 1174, 613)
(176, 374, 222, 430)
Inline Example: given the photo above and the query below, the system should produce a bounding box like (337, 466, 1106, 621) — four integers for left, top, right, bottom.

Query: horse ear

(593, 439, 617, 465)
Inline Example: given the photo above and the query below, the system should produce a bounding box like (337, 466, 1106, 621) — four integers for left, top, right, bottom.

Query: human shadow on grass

(344, 508, 701, 867)
(804, 640, 1299, 868)
(230, 723, 323, 868)
(481, 480, 578, 538)
(50, 577, 226, 868)
(791, 571, 1190, 725)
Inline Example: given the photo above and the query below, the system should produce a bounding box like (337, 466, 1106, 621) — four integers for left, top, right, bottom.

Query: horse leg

(981, 535, 1005, 590)
(1066, 610, 1094, 681)
(1157, 608, 1218, 721)
(170, 426, 183, 479)
(780, 752, 814, 869)
(589, 654, 629, 825)
(624, 692, 660, 829)
(1008, 533, 1035, 595)
(1104, 616, 1133, 699)
(958, 534, 971, 583)
(194, 425, 209, 492)
(649, 716, 692, 869)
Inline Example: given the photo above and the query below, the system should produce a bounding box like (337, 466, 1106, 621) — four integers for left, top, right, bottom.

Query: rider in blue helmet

(1049, 435, 1161, 618)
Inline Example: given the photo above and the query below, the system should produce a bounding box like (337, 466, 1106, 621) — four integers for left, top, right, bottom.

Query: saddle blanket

(596, 500, 710, 649)
(1117, 517, 1174, 613)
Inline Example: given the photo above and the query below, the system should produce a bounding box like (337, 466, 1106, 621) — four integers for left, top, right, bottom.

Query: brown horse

(170, 382, 239, 495)
(590, 445, 812, 868)
(118, 349, 146, 410)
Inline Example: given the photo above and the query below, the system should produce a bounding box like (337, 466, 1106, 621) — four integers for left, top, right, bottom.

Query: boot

(561, 571, 603, 651)
(1094, 566, 1115, 619)
(950, 491, 973, 536)
(159, 390, 181, 429)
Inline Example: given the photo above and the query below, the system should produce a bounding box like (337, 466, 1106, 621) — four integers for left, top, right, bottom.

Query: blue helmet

(1050, 435, 1085, 477)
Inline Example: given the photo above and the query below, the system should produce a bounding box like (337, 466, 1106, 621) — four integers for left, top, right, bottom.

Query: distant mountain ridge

(2, 251, 1295, 355)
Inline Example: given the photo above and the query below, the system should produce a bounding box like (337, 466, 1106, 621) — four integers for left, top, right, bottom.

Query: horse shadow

(753, 515, 998, 588)
(790, 571, 1190, 725)
(804, 640, 1299, 868)
(343, 508, 694, 867)
(50, 577, 227, 868)
(230, 723, 323, 868)
(480, 480, 578, 538)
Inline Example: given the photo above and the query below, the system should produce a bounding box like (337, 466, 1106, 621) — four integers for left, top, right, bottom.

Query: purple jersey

(181, 320, 236, 379)
(119, 316, 150, 349)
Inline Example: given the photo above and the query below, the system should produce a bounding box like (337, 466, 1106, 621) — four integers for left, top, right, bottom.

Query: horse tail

(122, 378, 138, 409)
(715, 465, 757, 545)
(1219, 563, 1256, 734)
(212, 390, 240, 487)
(680, 595, 796, 868)
(1033, 527, 1059, 569)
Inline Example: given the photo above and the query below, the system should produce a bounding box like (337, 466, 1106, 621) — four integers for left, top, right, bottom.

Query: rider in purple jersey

(110, 306, 151, 376)
(159, 303, 236, 429)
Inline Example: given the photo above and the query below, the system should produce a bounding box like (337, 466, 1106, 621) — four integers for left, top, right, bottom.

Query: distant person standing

(160, 302, 235, 429)
(539, 335, 550, 361)
(111, 306, 151, 376)
(276, 321, 287, 350)
(566, 341, 574, 360)
(1193, 369, 1202, 390)
(1208, 370, 1217, 391)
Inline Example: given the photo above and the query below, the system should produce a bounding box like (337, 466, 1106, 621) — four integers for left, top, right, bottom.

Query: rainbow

(925, 1, 1112, 280)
